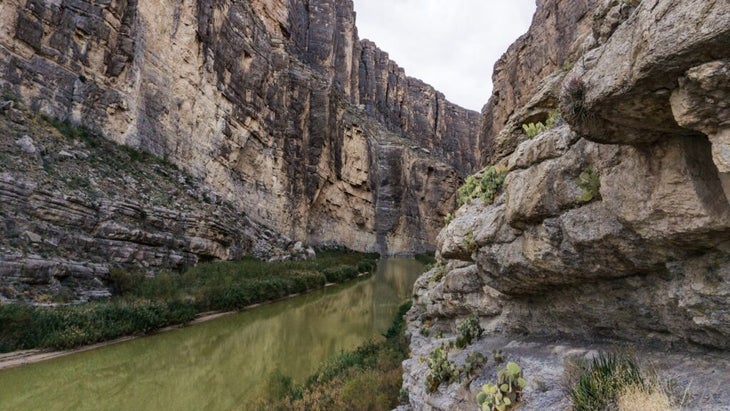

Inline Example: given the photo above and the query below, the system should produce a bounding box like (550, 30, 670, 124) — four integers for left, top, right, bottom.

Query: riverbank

(0, 271, 375, 371)
(256, 301, 413, 410)
(0, 250, 378, 356)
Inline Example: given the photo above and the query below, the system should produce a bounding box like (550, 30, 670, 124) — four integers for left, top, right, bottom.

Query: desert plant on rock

(425, 344, 460, 393)
(561, 77, 589, 122)
(577, 165, 601, 202)
(461, 351, 487, 377)
(522, 110, 561, 138)
(522, 122, 548, 138)
(476, 361, 527, 411)
(455, 314, 484, 348)
(457, 165, 508, 206)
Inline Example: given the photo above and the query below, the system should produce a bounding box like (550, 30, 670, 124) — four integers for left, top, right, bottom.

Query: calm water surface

(0, 258, 424, 410)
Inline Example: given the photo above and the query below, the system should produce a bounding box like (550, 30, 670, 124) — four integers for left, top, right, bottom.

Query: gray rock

(56, 150, 76, 160)
(21, 231, 42, 243)
(15, 135, 37, 156)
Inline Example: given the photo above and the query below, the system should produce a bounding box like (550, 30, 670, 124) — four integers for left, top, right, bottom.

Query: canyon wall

(405, 0, 730, 408)
(0, 0, 480, 257)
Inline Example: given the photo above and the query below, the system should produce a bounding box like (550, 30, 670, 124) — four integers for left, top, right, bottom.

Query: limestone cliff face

(0, 0, 480, 255)
(406, 0, 730, 408)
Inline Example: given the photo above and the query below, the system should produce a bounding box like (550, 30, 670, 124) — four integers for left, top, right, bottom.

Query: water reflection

(0, 258, 424, 411)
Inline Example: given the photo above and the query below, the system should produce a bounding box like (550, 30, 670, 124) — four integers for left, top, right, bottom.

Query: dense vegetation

(0, 250, 378, 352)
(256, 302, 412, 411)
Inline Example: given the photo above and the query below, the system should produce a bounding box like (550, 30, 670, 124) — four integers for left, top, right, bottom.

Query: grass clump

(476, 361, 527, 411)
(569, 352, 645, 411)
(617, 384, 674, 411)
(457, 165, 508, 207)
(577, 165, 601, 203)
(561, 77, 589, 122)
(0, 250, 378, 352)
(257, 302, 413, 411)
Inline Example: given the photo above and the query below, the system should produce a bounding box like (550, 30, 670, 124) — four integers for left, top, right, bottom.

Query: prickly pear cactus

(475, 361, 527, 411)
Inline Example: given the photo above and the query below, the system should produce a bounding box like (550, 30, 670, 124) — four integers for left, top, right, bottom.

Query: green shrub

(1, 250, 375, 352)
(357, 258, 376, 273)
(458, 165, 508, 206)
(577, 165, 601, 202)
(414, 253, 437, 266)
(476, 362, 527, 411)
(569, 352, 643, 411)
(0, 300, 198, 351)
(425, 344, 460, 393)
(109, 268, 145, 296)
(455, 314, 484, 348)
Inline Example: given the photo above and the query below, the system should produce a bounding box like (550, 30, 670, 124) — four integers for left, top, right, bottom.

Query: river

(0, 258, 424, 410)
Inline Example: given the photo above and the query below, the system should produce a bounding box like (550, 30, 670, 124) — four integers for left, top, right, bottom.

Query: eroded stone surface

(406, 0, 730, 409)
(0, 0, 480, 255)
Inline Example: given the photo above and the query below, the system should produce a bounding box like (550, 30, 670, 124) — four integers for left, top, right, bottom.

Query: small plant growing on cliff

(461, 351, 487, 377)
(577, 165, 601, 202)
(462, 230, 478, 253)
(457, 165, 508, 206)
(521, 111, 561, 139)
(560, 77, 589, 122)
(444, 212, 454, 225)
(522, 122, 548, 139)
(429, 263, 446, 283)
(476, 362, 527, 411)
(455, 314, 484, 348)
(493, 349, 505, 365)
(425, 344, 460, 393)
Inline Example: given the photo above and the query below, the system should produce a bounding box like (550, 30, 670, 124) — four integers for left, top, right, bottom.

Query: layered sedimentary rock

(406, 0, 730, 408)
(0, 109, 290, 302)
(0, 0, 480, 257)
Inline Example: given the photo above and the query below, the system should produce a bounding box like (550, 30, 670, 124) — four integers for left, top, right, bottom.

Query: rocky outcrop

(406, 0, 730, 409)
(0, 0, 480, 255)
(478, 0, 603, 163)
(0, 109, 291, 302)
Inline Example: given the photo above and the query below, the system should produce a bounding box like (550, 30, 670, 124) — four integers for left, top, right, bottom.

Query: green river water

(0, 258, 424, 411)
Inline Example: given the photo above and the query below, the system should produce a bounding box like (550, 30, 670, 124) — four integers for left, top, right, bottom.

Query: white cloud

(353, 0, 536, 111)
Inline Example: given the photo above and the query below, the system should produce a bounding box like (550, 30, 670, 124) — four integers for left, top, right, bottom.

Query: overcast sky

(353, 0, 536, 111)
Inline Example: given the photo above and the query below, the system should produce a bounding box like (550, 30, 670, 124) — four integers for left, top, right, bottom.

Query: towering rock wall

(419, 0, 730, 348)
(406, 1, 730, 407)
(0, 0, 480, 255)
(478, 0, 603, 162)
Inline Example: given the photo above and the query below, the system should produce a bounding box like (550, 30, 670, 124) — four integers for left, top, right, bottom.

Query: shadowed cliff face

(0, 0, 480, 255)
